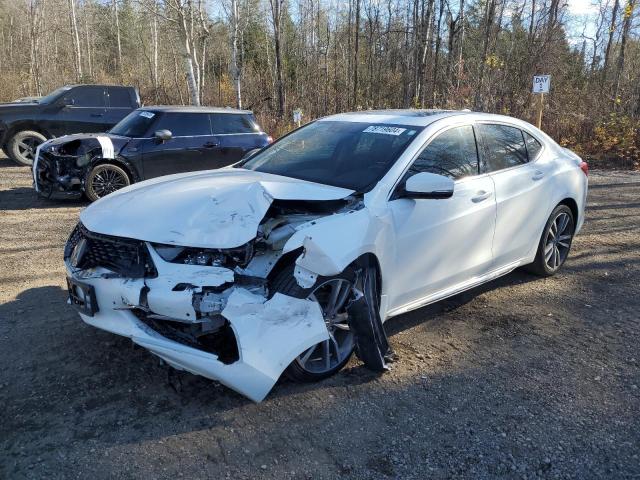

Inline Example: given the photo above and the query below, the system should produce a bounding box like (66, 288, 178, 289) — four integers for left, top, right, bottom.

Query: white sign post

(293, 109, 303, 127)
(532, 75, 550, 129)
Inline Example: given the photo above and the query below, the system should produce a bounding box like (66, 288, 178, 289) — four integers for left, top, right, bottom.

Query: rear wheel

(271, 265, 357, 382)
(526, 205, 575, 276)
(84, 163, 131, 202)
(7, 130, 46, 166)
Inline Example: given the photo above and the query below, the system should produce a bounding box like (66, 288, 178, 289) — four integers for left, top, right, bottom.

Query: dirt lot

(0, 156, 638, 480)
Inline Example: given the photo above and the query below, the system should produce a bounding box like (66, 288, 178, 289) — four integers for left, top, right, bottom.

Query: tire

(84, 163, 131, 202)
(7, 130, 47, 166)
(271, 264, 357, 382)
(526, 204, 575, 277)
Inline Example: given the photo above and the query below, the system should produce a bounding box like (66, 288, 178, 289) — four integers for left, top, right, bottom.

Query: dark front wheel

(84, 164, 131, 202)
(526, 205, 575, 276)
(271, 265, 357, 382)
(7, 130, 47, 166)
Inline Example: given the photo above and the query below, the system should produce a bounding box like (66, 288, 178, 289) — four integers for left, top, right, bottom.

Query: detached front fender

(282, 207, 390, 281)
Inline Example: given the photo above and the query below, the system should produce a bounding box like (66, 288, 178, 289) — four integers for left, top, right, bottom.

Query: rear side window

(407, 125, 479, 180)
(479, 124, 528, 172)
(107, 87, 132, 108)
(153, 113, 211, 136)
(64, 86, 105, 108)
(212, 113, 259, 134)
(524, 132, 543, 160)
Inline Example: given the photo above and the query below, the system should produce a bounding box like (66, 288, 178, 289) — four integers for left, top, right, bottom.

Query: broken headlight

(152, 242, 254, 268)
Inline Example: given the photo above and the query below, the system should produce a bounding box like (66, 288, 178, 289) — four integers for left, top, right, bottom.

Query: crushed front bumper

(65, 259, 330, 402)
(33, 145, 84, 199)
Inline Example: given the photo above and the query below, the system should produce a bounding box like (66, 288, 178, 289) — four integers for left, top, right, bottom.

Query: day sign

(532, 75, 550, 94)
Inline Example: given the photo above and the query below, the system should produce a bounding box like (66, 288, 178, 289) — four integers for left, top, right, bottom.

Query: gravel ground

(1, 156, 639, 480)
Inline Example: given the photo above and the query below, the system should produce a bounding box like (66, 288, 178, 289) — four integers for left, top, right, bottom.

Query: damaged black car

(33, 106, 271, 201)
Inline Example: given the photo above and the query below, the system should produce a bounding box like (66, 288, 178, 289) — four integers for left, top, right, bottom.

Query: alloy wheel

(543, 211, 573, 271)
(295, 278, 355, 374)
(91, 166, 129, 198)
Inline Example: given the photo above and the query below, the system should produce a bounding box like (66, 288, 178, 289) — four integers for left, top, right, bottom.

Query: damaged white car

(65, 110, 588, 401)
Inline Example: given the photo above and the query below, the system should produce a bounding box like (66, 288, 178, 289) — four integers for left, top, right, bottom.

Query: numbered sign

(532, 75, 550, 94)
(293, 109, 303, 124)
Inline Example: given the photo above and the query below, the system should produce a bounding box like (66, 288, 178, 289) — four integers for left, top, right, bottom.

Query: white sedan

(64, 110, 588, 401)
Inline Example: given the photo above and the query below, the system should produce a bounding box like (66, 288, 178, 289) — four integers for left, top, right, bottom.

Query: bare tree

(269, 0, 285, 117)
(229, 0, 243, 108)
(613, 0, 636, 102)
(113, 0, 123, 79)
(68, 0, 83, 81)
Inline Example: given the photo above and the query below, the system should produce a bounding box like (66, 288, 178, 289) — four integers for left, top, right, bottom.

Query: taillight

(580, 161, 588, 176)
(267, 136, 274, 144)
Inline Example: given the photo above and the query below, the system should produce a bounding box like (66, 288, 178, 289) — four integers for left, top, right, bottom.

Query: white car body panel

(65, 110, 588, 401)
(81, 168, 354, 249)
(386, 173, 497, 311)
(69, 262, 328, 403)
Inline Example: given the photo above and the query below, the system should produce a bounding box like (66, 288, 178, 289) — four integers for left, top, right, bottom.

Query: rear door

(53, 86, 108, 134)
(141, 112, 213, 178)
(477, 123, 552, 267)
(208, 113, 269, 168)
(103, 86, 137, 129)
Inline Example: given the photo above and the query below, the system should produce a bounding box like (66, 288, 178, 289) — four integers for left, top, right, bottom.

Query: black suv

(33, 106, 271, 201)
(0, 84, 140, 165)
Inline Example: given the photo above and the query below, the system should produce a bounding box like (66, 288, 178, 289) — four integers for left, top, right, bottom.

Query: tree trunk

(602, 0, 620, 83)
(230, 0, 242, 108)
(613, 0, 635, 103)
(353, 0, 360, 109)
(68, 0, 83, 81)
(270, 0, 285, 118)
(113, 0, 122, 80)
(152, 0, 159, 102)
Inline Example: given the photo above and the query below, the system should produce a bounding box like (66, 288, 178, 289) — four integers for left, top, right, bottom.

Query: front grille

(65, 223, 157, 278)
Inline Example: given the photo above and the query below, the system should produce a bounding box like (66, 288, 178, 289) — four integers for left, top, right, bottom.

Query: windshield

(109, 110, 157, 137)
(37, 86, 72, 104)
(240, 121, 423, 191)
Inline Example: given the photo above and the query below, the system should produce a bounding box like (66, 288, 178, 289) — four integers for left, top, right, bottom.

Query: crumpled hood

(80, 168, 354, 248)
(43, 133, 131, 157)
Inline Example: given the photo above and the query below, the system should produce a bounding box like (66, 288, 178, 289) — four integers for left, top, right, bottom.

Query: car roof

(319, 109, 534, 128)
(140, 105, 253, 115)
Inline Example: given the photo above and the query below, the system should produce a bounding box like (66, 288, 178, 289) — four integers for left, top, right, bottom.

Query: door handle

(90, 113, 104, 118)
(202, 141, 219, 148)
(532, 170, 545, 180)
(471, 190, 492, 203)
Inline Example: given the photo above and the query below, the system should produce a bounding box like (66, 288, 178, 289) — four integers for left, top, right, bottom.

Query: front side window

(63, 87, 106, 108)
(407, 125, 479, 180)
(38, 86, 73, 104)
(212, 113, 259, 134)
(241, 121, 423, 191)
(109, 110, 157, 137)
(479, 124, 528, 172)
(153, 113, 211, 136)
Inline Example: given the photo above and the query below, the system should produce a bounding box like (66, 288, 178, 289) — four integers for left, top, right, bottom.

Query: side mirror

(154, 129, 172, 142)
(61, 97, 74, 107)
(401, 172, 454, 199)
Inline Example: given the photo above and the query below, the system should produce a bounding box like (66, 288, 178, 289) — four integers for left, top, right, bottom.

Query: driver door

(386, 125, 497, 311)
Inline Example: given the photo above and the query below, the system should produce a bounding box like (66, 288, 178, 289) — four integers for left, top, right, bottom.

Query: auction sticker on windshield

(139, 111, 155, 118)
(363, 126, 407, 136)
